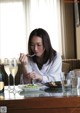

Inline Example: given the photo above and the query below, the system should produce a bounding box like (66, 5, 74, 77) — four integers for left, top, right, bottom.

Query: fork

(31, 79, 35, 85)
(26, 54, 35, 57)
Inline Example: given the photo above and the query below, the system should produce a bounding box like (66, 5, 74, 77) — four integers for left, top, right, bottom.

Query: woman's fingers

(26, 71, 42, 81)
(19, 53, 27, 64)
(27, 72, 36, 80)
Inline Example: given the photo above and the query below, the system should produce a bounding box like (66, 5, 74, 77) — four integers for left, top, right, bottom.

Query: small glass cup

(61, 72, 72, 95)
(60, 72, 66, 93)
(77, 77, 80, 88)
(70, 71, 77, 88)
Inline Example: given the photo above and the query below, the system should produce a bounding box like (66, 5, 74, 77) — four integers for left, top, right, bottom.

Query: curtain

(0, 0, 26, 61)
(0, 0, 63, 61)
(61, 0, 76, 59)
(25, 0, 62, 55)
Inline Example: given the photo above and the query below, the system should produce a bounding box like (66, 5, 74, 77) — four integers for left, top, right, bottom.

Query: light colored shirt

(20, 52, 62, 84)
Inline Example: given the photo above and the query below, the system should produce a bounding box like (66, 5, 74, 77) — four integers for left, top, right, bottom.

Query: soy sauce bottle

(0, 66, 4, 93)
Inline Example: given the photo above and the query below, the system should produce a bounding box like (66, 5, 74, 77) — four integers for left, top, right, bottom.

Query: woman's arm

(19, 53, 33, 84)
(19, 53, 62, 84)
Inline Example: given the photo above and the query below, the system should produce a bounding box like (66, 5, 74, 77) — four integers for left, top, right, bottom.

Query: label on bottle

(0, 92, 4, 100)
(0, 81, 4, 93)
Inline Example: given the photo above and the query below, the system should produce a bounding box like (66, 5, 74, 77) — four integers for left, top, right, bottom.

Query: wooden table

(0, 86, 80, 113)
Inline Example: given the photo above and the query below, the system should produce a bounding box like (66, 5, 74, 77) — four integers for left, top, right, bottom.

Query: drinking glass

(9, 58, 18, 93)
(4, 58, 11, 90)
(60, 72, 66, 94)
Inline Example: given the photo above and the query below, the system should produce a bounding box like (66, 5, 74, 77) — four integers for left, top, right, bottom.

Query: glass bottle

(0, 66, 4, 93)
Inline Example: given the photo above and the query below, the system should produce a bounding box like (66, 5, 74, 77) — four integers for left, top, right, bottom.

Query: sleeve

(20, 58, 33, 84)
(41, 53, 62, 83)
(22, 57, 33, 73)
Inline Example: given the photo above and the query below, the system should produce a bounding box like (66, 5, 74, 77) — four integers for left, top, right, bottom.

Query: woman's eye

(30, 44, 42, 47)
(38, 45, 42, 46)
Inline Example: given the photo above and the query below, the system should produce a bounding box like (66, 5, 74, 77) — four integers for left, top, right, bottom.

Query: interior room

(1, 1, 80, 113)
(0, 0, 80, 85)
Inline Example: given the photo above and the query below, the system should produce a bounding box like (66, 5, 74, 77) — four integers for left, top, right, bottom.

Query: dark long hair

(28, 28, 56, 64)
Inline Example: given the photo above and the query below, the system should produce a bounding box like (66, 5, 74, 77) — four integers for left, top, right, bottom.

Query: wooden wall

(64, 0, 79, 3)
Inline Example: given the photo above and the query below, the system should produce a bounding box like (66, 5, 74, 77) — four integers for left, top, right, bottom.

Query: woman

(19, 28, 62, 84)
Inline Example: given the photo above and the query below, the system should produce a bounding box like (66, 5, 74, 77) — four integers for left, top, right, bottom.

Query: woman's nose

(34, 45, 38, 51)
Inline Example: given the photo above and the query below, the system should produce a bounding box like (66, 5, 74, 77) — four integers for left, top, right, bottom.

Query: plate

(18, 84, 42, 92)
(20, 90, 46, 97)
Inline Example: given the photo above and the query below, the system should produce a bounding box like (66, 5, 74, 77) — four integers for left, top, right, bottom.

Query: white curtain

(0, 0, 26, 60)
(25, 0, 62, 55)
(0, 0, 62, 61)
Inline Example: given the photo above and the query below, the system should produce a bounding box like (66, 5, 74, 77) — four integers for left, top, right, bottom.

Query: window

(0, 0, 26, 60)
(26, 0, 62, 55)
(0, 0, 62, 61)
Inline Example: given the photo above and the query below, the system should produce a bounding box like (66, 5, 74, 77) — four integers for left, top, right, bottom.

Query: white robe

(20, 52, 62, 84)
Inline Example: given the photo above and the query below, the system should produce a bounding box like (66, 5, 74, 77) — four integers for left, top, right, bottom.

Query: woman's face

(30, 36, 45, 57)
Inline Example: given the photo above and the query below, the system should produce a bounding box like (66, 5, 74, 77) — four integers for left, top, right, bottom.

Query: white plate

(20, 90, 46, 97)
(18, 84, 42, 92)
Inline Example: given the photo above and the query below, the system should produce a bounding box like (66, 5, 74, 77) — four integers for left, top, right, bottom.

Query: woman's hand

(19, 53, 28, 65)
(26, 71, 43, 82)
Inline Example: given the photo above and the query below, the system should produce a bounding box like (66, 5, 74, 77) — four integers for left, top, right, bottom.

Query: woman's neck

(36, 54, 44, 63)
(36, 55, 44, 69)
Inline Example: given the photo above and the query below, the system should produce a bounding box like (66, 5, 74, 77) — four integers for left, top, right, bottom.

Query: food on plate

(48, 82, 57, 87)
(21, 84, 41, 92)
(45, 81, 62, 88)
(24, 84, 38, 88)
